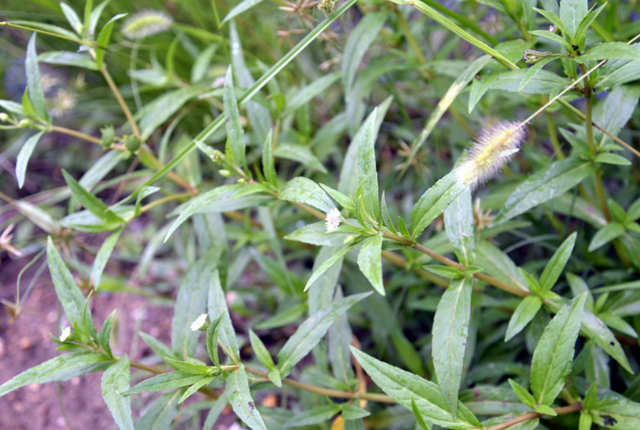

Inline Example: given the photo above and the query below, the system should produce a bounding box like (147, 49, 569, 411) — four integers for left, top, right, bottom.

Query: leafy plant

(1, 0, 640, 429)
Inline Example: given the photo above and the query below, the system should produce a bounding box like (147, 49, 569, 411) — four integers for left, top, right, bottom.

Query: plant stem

(100, 66, 141, 139)
(49, 125, 102, 145)
(485, 403, 582, 430)
(418, 0, 498, 45)
(542, 96, 564, 160)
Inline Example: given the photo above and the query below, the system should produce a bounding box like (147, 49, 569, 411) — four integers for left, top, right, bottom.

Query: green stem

(418, 0, 499, 45)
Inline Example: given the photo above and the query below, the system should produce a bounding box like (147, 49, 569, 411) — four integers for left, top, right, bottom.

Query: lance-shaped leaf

(531, 293, 587, 405)
(262, 129, 277, 186)
(559, 0, 588, 39)
(124, 371, 205, 395)
(357, 232, 384, 295)
(356, 108, 381, 222)
(222, 0, 267, 24)
(208, 269, 240, 363)
(0, 352, 111, 397)
(284, 404, 342, 427)
(342, 11, 389, 90)
(588, 222, 624, 252)
(444, 188, 475, 265)
(411, 170, 467, 239)
(47, 237, 87, 326)
(505, 296, 543, 342)
(277, 292, 371, 378)
(591, 397, 640, 428)
(497, 158, 597, 223)
(16, 131, 44, 189)
(576, 42, 640, 63)
(223, 67, 246, 170)
(225, 364, 267, 430)
(135, 391, 180, 430)
(101, 355, 134, 430)
(172, 251, 219, 359)
(539, 232, 576, 292)
(279, 177, 335, 214)
(351, 348, 481, 429)
(62, 169, 124, 227)
(92, 227, 123, 290)
(304, 244, 355, 291)
(432, 277, 473, 418)
(25, 34, 48, 121)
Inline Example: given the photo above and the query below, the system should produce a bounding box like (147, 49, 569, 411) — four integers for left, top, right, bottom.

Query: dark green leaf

(540, 232, 576, 292)
(588, 222, 624, 252)
(505, 296, 543, 342)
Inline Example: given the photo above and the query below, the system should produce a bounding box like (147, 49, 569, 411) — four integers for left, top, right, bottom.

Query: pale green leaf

(101, 355, 134, 430)
(540, 232, 576, 292)
(47, 236, 87, 326)
(225, 365, 267, 430)
(357, 233, 384, 295)
(208, 269, 240, 363)
(284, 404, 341, 427)
(588, 222, 625, 252)
(124, 371, 204, 395)
(221, 0, 267, 24)
(16, 131, 44, 189)
(92, 227, 123, 290)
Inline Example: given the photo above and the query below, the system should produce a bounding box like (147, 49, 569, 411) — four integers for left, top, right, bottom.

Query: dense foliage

(1, 0, 640, 429)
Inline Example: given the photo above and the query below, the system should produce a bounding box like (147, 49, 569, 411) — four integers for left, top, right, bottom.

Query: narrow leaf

(101, 355, 134, 430)
(505, 296, 543, 342)
(225, 365, 267, 430)
(16, 131, 44, 189)
(357, 233, 384, 295)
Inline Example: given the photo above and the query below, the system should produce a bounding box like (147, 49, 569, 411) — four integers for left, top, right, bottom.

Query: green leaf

(588, 222, 625, 252)
(559, 0, 588, 38)
(62, 169, 124, 227)
(594, 153, 631, 166)
(351, 348, 480, 429)
(566, 273, 594, 309)
(208, 269, 240, 363)
(262, 129, 277, 187)
(444, 188, 475, 265)
(583, 382, 598, 410)
(282, 72, 340, 118)
(508, 379, 536, 409)
(0, 99, 27, 116)
(576, 42, 640, 63)
(342, 11, 390, 90)
(223, 66, 247, 170)
(138, 86, 203, 141)
(92, 227, 123, 290)
(491, 69, 568, 94)
(433, 277, 473, 418)
(475, 241, 529, 293)
(124, 371, 205, 395)
(99, 310, 116, 357)
(203, 393, 227, 430)
(39, 51, 98, 70)
(164, 357, 212, 375)
(16, 131, 44, 189)
(139, 332, 176, 365)
(580, 308, 632, 373)
(284, 404, 342, 427)
(274, 143, 327, 174)
(579, 412, 593, 430)
(423, 265, 463, 279)
(267, 368, 282, 387)
(221, 0, 266, 24)
(412, 395, 432, 430)
(357, 233, 384, 295)
(47, 237, 87, 326)
(304, 245, 355, 292)
(540, 232, 576, 292)
(497, 158, 597, 223)
(320, 184, 355, 213)
(341, 404, 370, 420)
(591, 398, 640, 429)
(89, 1, 109, 37)
(178, 375, 214, 404)
(356, 108, 381, 222)
(528, 29, 575, 52)
(411, 170, 467, 239)
(531, 293, 587, 405)
(280, 177, 335, 214)
(101, 355, 134, 430)
(506, 296, 543, 342)
(277, 292, 371, 378)
(203, 313, 222, 369)
(249, 329, 275, 371)
(135, 391, 180, 430)
(225, 364, 267, 430)
(0, 352, 111, 397)
(60, 2, 82, 34)
(519, 57, 560, 91)
(25, 34, 48, 121)
(96, 14, 126, 69)
(172, 252, 219, 359)
(535, 404, 558, 416)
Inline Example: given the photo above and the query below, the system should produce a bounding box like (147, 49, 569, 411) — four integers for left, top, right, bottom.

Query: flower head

(60, 327, 71, 342)
(325, 208, 341, 231)
(122, 10, 173, 40)
(456, 121, 526, 189)
(190, 313, 208, 331)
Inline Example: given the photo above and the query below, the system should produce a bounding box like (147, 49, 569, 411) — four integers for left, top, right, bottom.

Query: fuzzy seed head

(60, 327, 71, 342)
(122, 10, 173, 40)
(325, 208, 341, 231)
(190, 313, 208, 331)
(457, 121, 526, 189)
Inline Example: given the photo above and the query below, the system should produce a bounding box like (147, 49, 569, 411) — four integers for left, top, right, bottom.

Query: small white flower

(212, 76, 225, 88)
(60, 327, 71, 342)
(325, 208, 341, 231)
(190, 313, 208, 331)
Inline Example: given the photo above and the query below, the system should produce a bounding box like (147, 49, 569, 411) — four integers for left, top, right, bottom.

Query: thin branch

(485, 403, 582, 430)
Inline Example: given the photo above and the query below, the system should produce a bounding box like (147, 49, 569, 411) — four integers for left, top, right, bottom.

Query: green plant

(1, 0, 640, 429)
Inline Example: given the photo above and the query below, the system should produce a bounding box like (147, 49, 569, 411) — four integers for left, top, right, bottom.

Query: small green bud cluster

(100, 125, 116, 149)
(125, 135, 142, 152)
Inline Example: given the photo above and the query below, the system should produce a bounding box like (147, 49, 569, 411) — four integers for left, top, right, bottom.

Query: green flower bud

(18, 119, 34, 128)
(343, 235, 356, 245)
(219, 169, 233, 177)
(237, 178, 246, 184)
(100, 125, 116, 148)
(0, 113, 9, 123)
(125, 135, 142, 152)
